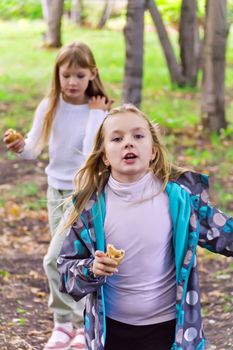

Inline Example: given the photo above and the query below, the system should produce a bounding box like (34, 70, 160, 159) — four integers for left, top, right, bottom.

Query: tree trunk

(201, 0, 227, 131)
(122, 0, 146, 107)
(179, 0, 200, 86)
(147, 0, 185, 86)
(97, 0, 114, 29)
(71, 0, 84, 24)
(41, 0, 64, 47)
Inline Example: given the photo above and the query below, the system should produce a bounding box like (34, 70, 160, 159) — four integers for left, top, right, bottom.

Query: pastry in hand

(5, 129, 24, 143)
(106, 244, 125, 264)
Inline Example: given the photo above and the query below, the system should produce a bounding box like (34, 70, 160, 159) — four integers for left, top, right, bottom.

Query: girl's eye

(134, 134, 144, 139)
(77, 75, 85, 79)
(112, 137, 122, 142)
(63, 75, 70, 79)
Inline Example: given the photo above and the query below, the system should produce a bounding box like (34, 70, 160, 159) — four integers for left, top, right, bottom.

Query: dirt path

(0, 143, 232, 350)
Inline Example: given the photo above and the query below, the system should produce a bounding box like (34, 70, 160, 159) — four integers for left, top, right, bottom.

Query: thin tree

(147, 0, 185, 86)
(41, 0, 64, 47)
(70, 0, 85, 25)
(97, 0, 114, 29)
(201, 0, 227, 131)
(122, 0, 146, 106)
(179, 0, 200, 86)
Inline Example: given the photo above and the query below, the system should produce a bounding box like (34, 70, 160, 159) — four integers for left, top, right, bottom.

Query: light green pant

(43, 186, 84, 324)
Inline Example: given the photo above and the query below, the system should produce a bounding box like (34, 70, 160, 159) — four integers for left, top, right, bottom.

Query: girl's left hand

(92, 250, 118, 277)
(89, 96, 114, 111)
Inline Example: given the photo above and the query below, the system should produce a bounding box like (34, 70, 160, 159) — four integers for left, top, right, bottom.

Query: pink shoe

(43, 326, 76, 350)
(70, 328, 87, 349)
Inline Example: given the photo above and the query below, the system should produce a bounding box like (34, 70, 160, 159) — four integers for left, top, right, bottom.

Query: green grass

(1, 19, 233, 130)
(11, 183, 39, 197)
(6, 182, 47, 210)
(0, 19, 232, 213)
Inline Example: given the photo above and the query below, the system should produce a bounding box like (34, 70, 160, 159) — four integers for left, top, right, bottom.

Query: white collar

(106, 172, 161, 202)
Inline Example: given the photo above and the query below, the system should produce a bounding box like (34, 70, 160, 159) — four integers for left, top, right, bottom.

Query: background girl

(57, 104, 233, 350)
(3, 41, 112, 350)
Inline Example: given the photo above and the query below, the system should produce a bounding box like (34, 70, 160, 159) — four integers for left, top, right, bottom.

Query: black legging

(104, 317, 176, 350)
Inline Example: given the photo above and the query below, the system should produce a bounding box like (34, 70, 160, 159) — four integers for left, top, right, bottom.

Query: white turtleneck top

(19, 97, 106, 190)
(103, 172, 176, 325)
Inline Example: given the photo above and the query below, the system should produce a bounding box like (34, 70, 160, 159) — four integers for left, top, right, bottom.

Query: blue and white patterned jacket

(57, 172, 233, 350)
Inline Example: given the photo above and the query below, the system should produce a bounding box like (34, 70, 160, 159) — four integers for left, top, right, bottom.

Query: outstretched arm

(198, 203, 233, 256)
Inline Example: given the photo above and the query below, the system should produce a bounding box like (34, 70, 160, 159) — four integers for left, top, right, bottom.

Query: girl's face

(59, 63, 96, 104)
(103, 112, 156, 183)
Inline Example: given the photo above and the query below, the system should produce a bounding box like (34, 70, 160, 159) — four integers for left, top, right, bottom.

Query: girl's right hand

(92, 250, 118, 277)
(88, 96, 114, 111)
(3, 131, 25, 153)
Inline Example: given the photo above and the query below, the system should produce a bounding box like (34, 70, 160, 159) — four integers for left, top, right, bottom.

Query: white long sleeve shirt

(20, 96, 106, 190)
(104, 172, 176, 325)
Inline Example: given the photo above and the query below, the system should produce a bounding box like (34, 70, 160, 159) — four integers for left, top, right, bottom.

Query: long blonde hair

(64, 104, 187, 228)
(37, 41, 109, 151)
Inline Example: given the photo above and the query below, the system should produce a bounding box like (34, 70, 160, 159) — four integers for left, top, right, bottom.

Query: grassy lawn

(0, 18, 232, 212)
(1, 19, 233, 129)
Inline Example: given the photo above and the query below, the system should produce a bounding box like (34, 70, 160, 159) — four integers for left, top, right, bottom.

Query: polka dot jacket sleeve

(176, 171, 233, 256)
(57, 217, 106, 301)
(198, 203, 233, 256)
(196, 175, 233, 255)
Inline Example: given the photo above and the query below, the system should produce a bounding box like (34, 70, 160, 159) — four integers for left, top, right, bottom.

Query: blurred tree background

(0, 0, 232, 210)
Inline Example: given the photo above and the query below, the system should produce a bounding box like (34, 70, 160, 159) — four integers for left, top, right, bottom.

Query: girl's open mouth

(123, 153, 138, 163)
(123, 153, 137, 160)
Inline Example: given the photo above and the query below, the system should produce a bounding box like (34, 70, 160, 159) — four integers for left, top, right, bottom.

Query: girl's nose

(69, 76, 77, 84)
(124, 139, 134, 148)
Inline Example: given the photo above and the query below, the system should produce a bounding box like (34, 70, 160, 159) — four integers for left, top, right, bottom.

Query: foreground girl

(57, 104, 233, 350)
(4, 41, 111, 350)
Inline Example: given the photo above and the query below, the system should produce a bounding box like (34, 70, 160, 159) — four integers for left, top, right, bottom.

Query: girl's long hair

(37, 41, 108, 151)
(64, 104, 187, 229)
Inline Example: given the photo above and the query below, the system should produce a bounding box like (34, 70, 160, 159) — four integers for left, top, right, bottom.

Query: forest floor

(0, 141, 233, 350)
